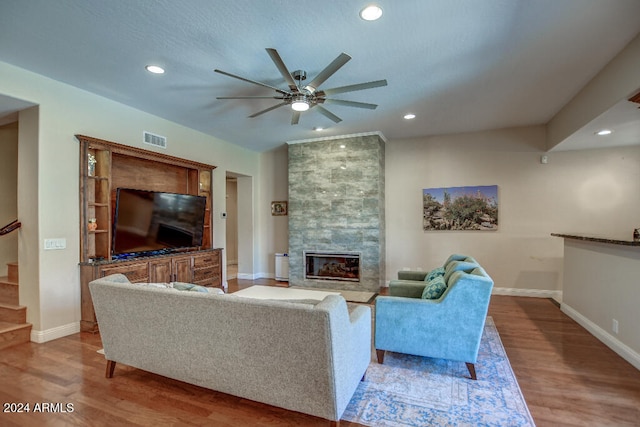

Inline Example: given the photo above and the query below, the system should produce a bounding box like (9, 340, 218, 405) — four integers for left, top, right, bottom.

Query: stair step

(0, 321, 31, 350)
(0, 302, 27, 324)
(0, 277, 19, 305)
(7, 262, 18, 284)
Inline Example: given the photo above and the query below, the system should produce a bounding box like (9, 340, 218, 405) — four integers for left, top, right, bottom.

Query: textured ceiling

(1, 0, 639, 152)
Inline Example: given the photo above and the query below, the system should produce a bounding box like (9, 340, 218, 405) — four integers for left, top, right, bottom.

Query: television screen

(112, 188, 206, 258)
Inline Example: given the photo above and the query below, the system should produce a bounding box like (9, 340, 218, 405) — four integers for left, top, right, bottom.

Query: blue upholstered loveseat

(375, 255, 494, 380)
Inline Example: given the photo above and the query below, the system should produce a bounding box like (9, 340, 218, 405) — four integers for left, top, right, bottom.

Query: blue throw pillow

(424, 267, 445, 282)
(422, 275, 447, 299)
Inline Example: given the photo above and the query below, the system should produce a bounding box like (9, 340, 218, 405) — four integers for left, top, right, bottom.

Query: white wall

(257, 144, 289, 278)
(548, 32, 640, 149)
(1, 61, 261, 340)
(385, 126, 640, 297)
(0, 122, 18, 276)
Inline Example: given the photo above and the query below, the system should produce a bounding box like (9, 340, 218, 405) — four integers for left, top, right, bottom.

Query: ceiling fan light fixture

(291, 95, 310, 112)
(360, 5, 383, 21)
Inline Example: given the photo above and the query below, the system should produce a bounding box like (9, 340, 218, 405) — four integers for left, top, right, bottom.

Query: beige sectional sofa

(89, 274, 371, 426)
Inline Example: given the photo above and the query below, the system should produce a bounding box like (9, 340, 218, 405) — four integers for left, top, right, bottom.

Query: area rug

(342, 317, 535, 427)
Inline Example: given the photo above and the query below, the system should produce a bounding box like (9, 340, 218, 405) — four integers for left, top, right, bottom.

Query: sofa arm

(389, 280, 425, 298)
(397, 270, 428, 281)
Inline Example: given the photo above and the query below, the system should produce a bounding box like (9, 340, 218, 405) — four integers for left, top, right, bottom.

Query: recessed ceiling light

(145, 65, 165, 74)
(596, 129, 613, 136)
(313, 127, 324, 131)
(360, 5, 383, 21)
(404, 113, 416, 120)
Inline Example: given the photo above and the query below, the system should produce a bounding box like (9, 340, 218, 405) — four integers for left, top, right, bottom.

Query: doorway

(225, 175, 238, 279)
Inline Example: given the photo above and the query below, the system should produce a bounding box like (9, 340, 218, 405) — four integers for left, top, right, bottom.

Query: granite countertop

(551, 233, 640, 247)
(81, 247, 224, 265)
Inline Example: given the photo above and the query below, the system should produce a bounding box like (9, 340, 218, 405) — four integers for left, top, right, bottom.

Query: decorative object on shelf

(88, 218, 97, 231)
(88, 153, 97, 176)
(271, 201, 288, 216)
(634, 228, 639, 242)
(199, 170, 211, 192)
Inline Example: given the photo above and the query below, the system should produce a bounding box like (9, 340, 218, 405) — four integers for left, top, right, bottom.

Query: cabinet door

(99, 262, 149, 283)
(149, 259, 172, 283)
(172, 257, 193, 282)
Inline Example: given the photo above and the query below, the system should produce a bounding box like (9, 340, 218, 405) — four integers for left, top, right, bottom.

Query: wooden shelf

(77, 134, 221, 332)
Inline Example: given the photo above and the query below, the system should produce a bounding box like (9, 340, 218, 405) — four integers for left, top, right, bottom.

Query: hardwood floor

(0, 279, 638, 426)
(488, 295, 640, 427)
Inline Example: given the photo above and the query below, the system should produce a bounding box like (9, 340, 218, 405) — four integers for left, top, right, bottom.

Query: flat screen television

(112, 188, 206, 259)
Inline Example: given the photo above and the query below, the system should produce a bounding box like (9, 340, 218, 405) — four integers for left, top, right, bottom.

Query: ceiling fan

(214, 48, 387, 125)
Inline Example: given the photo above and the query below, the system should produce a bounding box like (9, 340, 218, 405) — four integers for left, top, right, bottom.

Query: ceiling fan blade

(214, 69, 290, 95)
(304, 53, 351, 93)
(217, 96, 286, 100)
(248, 101, 289, 118)
(323, 99, 378, 110)
(291, 111, 300, 125)
(314, 105, 342, 123)
(320, 79, 388, 96)
(266, 48, 299, 93)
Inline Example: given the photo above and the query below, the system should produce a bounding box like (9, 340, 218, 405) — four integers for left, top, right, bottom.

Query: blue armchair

(375, 259, 494, 380)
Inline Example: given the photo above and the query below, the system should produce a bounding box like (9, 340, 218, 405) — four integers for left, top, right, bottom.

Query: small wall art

(271, 201, 288, 216)
(423, 185, 498, 231)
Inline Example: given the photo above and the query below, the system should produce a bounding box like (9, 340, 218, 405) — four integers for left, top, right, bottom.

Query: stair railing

(0, 220, 21, 236)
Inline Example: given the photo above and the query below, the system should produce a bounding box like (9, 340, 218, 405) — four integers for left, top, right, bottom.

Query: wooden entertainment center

(77, 135, 222, 332)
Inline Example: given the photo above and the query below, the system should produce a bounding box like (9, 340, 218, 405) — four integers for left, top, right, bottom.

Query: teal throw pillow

(422, 276, 447, 299)
(425, 267, 445, 282)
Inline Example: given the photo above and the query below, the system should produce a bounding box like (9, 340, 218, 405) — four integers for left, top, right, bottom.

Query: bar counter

(552, 232, 640, 371)
(551, 233, 640, 247)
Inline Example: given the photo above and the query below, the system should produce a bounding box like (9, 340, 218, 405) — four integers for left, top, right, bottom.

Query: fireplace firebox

(304, 251, 360, 282)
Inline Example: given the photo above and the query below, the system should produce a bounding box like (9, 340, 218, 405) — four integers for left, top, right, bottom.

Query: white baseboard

(31, 322, 80, 343)
(237, 272, 271, 280)
(492, 287, 562, 303)
(561, 303, 640, 371)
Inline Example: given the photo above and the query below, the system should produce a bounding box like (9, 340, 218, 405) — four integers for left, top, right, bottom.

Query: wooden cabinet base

(79, 248, 222, 332)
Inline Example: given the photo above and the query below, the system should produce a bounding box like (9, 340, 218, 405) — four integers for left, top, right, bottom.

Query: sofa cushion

(171, 282, 213, 293)
(137, 282, 172, 289)
(422, 275, 447, 299)
(104, 273, 132, 284)
(443, 254, 469, 267)
(444, 260, 479, 282)
(424, 267, 445, 282)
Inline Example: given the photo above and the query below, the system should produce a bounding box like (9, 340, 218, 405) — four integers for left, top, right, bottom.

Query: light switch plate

(44, 238, 66, 250)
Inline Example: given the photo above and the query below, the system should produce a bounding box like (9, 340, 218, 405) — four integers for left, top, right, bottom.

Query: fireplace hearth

(305, 252, 360, 282)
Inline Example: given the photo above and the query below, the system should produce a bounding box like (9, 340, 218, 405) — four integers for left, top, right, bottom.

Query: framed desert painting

(423, 185, 498, 231)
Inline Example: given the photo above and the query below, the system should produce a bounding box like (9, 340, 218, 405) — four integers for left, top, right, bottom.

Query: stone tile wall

(287, 133, 385, 291)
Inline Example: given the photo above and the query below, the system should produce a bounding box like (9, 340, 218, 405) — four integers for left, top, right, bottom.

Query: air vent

(143, 131, 167, 149)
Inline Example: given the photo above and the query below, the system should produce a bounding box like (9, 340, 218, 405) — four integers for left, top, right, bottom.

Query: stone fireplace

(287, 132, 385, 292)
